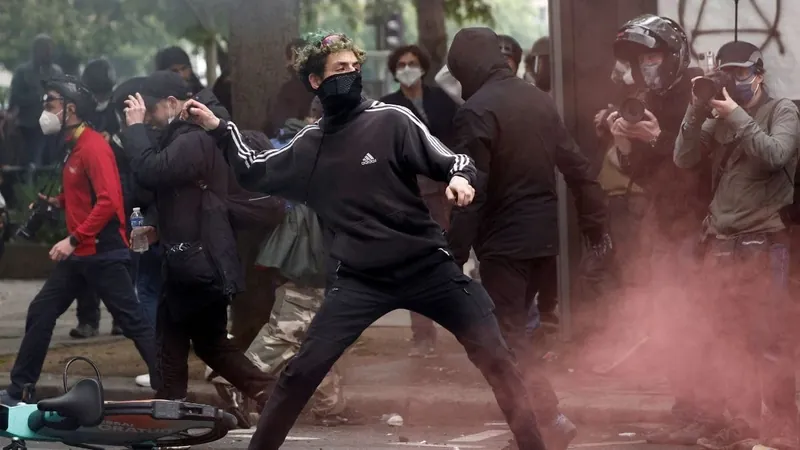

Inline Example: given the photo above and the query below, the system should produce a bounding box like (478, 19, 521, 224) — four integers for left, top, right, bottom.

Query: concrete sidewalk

(0, 370, 676, 427)
(0, 280, 771, 427)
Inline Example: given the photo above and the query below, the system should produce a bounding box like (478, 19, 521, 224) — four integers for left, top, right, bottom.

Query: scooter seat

(37, 378, 104, 427)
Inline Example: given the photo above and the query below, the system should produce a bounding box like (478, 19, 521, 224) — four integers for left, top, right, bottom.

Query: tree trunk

(414, 0, 448, 83)
(204, 37, 218, 87)
(229, 0, 300, 129)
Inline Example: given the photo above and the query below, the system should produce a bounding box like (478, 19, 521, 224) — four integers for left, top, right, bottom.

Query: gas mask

(396, 67, 424, 88)
(39, 109, 63, 135)
(611, 60, 635, 86)
(639, 61, 663, 90)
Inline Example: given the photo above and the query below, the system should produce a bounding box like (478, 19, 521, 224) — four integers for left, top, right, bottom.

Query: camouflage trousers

(207, 286, 345, 417)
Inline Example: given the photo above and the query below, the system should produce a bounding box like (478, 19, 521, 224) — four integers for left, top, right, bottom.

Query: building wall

(658, 0, 798, 99)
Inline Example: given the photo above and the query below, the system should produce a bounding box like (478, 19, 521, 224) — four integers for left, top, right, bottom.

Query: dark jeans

(526, 256, 558, 333)
(135, 244, 163, 328)
(7, 257, 159, 399)
(700, 234, 797, 429)
(75, 249, 147, 328)
(75, 289, 100, 328)
(478, 257, 560, 414)
(249, 256, 547, 450)
(155, 282, 274, 400)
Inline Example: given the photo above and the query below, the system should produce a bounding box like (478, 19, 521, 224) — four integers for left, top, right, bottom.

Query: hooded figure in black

(447, 28, 609, 448)
(182, 31, 559, 450)
(120, 70, 276, 407)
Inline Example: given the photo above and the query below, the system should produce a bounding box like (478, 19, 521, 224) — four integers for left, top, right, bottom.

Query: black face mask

(315, 71, 363, 116)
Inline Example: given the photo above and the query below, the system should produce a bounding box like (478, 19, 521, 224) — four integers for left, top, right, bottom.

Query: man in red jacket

(0, 76, 159, 406)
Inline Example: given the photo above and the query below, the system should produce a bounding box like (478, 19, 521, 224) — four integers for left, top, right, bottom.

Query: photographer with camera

(592, 16, 721, 445)
(0, 76, 160, 406)
(674, 41, 800, 450)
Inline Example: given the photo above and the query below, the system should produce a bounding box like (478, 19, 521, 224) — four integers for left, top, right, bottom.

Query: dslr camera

(16, 197, 58, 240)
(692, 70, 735, 103)
(606, 97, 648, 125)
(618, 97, 647, 124)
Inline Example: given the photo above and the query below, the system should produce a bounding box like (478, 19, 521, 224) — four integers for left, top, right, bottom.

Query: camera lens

(620, 98, 646, 124)
(692, 77, 718, 103)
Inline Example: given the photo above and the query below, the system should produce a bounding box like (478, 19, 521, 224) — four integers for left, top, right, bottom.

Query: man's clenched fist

(446, 175, 475, 207)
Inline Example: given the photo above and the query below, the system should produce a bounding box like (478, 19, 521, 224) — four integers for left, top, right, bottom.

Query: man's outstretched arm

(185, 99, 310, 201)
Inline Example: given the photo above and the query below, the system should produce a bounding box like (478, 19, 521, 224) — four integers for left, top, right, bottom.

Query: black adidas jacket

(212, 99, 476, 273)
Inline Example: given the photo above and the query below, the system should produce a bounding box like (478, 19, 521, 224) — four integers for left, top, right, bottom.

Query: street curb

(2, 374, 675, 427)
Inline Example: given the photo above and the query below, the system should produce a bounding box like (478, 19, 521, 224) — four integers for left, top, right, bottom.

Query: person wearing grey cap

(675, 40, 800, 450)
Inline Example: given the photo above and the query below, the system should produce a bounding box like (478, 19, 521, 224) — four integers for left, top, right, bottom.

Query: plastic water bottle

(130, 207, 149, 253)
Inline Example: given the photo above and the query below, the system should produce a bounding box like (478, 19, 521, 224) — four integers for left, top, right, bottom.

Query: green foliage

(296, 0, 546, 52)
(0, 0, 176, 76)
(444, 0, 495, 26)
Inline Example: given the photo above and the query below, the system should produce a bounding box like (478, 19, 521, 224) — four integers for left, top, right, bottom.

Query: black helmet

(43, 75, 97, 120)
(81, 59, 117, 95)
(613, 14, 689, 91)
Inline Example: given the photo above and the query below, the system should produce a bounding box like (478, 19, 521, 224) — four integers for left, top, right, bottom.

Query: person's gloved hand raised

(181, 99, 220, 131)
(446, 176, 475, 207)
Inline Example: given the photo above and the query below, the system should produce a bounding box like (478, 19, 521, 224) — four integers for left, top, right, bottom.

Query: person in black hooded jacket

(446, 27, 610, 449)
(121, 70, 275, 406)
(184, 31, 552, 450)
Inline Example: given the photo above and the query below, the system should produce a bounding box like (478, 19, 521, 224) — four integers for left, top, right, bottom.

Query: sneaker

(408, 339, 437, 358)
(697, 421, 759, 450)
(134, 374, 151, 388)
(501, 413, 577, 450)
(542, 413, 578, 450)
(313, 407, 367, 427)
(69, 323, 99, 339)
(0, 390, 21, 406)
(111, 323, 123, 336)
(647, 422, 725, 445)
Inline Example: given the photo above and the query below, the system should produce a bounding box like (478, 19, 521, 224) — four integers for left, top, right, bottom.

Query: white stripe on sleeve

(227, 121, 319, 168)
(365, 102, 469, 176)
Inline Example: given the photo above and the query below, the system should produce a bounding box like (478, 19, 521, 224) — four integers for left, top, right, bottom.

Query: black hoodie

(212, 97, 477, 275)
(446, 28, 607, 264)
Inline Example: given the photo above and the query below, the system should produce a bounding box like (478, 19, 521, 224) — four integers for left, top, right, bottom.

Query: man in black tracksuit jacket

(446, 28, 608, 439)
(185, 32, 556, 450)
(121, 71, 274, 405)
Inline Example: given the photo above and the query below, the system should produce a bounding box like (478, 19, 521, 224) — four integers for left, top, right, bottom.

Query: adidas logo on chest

(361, 153, 377, 165)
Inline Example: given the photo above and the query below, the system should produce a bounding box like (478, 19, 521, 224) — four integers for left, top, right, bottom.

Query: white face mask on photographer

(39, 109, 63, 135)
(396, 67, 423, 88)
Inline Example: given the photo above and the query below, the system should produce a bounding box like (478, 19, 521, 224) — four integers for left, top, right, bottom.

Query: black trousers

(155, 282, 275, 400)
(8, 258, 159, 398)
(479, 257, 560, 414)
(75, 255, 138, 328)
(75, 289, 101, 328)
(249, 256, 546, 450)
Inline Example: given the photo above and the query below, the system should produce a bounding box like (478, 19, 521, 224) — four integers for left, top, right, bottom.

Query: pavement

(0, 422, 681, 449)
(0, 279, 767, 432)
